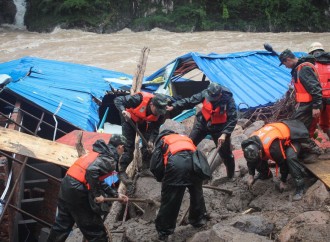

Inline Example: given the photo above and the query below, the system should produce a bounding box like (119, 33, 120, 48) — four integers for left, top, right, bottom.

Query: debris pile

(66, 116, 330, 242)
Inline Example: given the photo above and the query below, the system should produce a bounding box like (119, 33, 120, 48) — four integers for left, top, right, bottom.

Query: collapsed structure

(0, 50, 329, 241)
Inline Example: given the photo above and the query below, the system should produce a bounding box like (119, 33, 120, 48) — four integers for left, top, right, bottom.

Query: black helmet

(206, 83, 222, 102)
(109, 134, 127, 147)
(152, 93, 168, 115)
(243, 144, 260, 162)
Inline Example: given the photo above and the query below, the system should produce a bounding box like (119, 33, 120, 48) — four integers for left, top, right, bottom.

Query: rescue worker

(166, 82, 237, 179)
(241, 120, 310, 201)
(307, 42, 330, 139)
(114, 92, 168, 189)
(47, 135, 128, 242)
(150, 129, 208, 241)
(278, 49, 323, 156)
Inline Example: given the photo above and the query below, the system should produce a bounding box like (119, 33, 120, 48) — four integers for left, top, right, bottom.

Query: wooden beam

(0, 126, 79, 167)
(304, 159, 330, 188)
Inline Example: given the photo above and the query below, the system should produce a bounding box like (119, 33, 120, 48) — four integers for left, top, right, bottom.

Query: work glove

(122, 110, 131, 121)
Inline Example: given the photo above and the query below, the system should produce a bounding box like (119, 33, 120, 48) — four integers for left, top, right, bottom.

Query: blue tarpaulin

(0, 51, 306, 131)
(146, 51, 306, 109)
(0, 57, 132, 131)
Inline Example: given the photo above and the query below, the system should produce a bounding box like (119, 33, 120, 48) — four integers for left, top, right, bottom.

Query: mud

(65, 120, 330, 242)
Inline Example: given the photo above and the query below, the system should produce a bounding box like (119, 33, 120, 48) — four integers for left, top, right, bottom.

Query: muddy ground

(67, 118, 330, 242)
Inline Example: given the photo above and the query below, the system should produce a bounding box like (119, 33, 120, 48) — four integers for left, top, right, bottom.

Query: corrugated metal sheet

(0, 57, 132, 131)
(0, 51, 306, 131)
(146, 51, 306, 109)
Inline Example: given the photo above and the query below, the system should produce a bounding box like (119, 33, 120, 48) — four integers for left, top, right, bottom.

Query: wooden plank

(304, 159, 330, 188)
(56, 130, 112, 151)
(0, 126, 78, 167)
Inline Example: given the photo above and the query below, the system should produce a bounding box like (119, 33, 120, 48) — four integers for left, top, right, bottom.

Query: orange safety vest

(126, 92, 159, 123)
(251, 123, 291, 162)
(66, 151, 115, 189)
(201, 99, 227, 124)
(315, 62, 330, 98)
(292, 62, 318, 102)
(162, 134, 196, 166)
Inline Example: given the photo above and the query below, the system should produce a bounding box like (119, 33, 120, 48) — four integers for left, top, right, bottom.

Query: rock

(231, 133, 248, 150)
(237, 119, 252, 129)
(160, 119, 188, 135)
(209, 224, 272, 241)
(186, 230, 211, 242)
(243, 120, 265, 137)
(226, 190, 253, 212)
(304, 180, 330, 208)
(278, 211, 330, 242)
(198, 139, 216, 155)
(232, 215, 275, 236)
(181, 115, 195, 135)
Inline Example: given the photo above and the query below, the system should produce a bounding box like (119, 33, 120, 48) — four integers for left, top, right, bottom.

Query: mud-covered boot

(118, 171, 133, 185)
(292, 186, 304, 201)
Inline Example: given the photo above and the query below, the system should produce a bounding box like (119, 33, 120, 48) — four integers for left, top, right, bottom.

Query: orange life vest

(292, 62, 318, 102)
(315, 62, 330, 98)
(126, 92, 159, 123)
(201, 99, 227, 124)
(162, 134, 196, 166)
(66, 151, 115, 189)
(251, 123, 291, 161)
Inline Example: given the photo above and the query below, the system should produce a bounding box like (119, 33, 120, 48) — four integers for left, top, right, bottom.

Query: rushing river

(0, 26, 330, 76)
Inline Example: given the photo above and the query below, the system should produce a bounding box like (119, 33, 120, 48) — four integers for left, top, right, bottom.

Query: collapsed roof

(0, 51, 306, 131)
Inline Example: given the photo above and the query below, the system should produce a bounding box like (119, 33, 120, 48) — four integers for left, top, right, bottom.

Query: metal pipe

(0, 150, 61, 183)
(0, 97, 67, 135)
(0, 112, 35, 136)
(7, 203, 52, 228)
(0, 157, 28, 223)
(53, 102, 63, 141)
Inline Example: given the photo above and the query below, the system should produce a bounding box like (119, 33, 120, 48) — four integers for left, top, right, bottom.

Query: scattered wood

(0, 126, 78, 167)
(202, 185, 234, 195)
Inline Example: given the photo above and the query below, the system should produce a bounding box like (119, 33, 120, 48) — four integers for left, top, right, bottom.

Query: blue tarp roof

(146, 51, 306, 109)
(0, 57, 132, 131)
(0, 51, 306, 131)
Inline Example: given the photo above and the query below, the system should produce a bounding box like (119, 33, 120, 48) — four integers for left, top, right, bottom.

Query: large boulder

(278, 211, 330, 242)
(303, 180, 330, 208)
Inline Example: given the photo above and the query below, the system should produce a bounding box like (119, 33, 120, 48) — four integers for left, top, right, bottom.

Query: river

(0, 26, 329, 76)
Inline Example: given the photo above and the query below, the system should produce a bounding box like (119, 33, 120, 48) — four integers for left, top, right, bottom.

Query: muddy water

(0, 26, 330, 76)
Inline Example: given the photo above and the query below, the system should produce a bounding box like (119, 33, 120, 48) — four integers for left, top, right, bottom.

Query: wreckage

(0, 49, 329, 241)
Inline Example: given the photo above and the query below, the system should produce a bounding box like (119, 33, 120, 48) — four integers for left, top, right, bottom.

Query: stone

(278, 211, 330, 242)
(243, 120, 265, 137)
(304, 180, 330, 208)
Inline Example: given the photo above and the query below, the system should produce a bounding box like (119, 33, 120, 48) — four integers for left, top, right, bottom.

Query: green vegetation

(24, 0, 330, 33)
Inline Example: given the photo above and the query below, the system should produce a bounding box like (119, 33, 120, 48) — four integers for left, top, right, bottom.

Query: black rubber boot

(224, 155, 235, 179)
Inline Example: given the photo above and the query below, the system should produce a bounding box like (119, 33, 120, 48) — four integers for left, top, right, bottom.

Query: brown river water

(0, 26, 330, 76)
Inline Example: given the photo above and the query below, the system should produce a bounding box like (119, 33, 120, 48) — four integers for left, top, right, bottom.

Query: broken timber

(304, 159, 330, 189)
(0, 126, 79, 167)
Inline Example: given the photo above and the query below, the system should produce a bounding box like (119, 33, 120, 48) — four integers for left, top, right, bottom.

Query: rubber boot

(292, 185, 304, 201)
(224, 155, 235, 179)
(118, 171, 134, 194)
